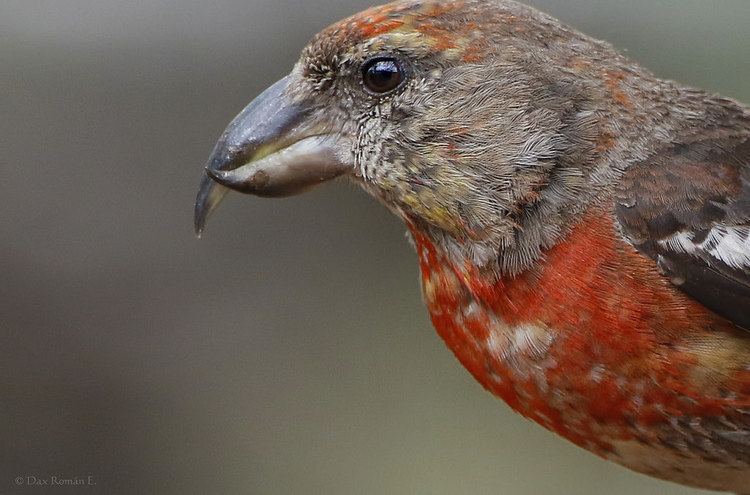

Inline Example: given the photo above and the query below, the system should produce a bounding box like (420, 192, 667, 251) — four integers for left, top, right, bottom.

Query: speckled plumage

(197, 0, 750, 492)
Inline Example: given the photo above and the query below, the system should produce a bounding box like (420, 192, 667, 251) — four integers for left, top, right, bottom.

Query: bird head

(196, 0, 625, 271)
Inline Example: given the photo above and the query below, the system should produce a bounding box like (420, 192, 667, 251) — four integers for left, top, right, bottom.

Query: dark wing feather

(614, 133, 750, 331)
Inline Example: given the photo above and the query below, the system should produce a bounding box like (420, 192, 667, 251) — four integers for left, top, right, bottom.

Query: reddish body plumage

(412, 205, 749, 483)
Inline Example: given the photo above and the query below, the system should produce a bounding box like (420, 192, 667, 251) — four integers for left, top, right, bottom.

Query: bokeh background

(2, 1, 748, 493)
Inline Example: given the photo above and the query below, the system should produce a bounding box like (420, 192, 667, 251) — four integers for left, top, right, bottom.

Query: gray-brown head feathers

(294, 0, 742, 275)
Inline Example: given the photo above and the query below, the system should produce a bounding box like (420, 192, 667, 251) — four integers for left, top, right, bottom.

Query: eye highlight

(362, 58, 405, 94)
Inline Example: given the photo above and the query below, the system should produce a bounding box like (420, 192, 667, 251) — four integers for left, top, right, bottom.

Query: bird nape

(194, 0, 750, 492)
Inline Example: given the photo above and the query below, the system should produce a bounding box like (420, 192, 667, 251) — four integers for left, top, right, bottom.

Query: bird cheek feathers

(400, 189, 465, 235)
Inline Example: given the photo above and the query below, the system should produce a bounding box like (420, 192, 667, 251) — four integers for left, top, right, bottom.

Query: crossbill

(194, 1, 750, 492)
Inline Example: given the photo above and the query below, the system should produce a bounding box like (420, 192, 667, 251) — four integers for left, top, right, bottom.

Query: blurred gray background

(2, 1, 748, 494)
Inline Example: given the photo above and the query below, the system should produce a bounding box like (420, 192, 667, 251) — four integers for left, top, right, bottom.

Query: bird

(194, 0, 750, 492)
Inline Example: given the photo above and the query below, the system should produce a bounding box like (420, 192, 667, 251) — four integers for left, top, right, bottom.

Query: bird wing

(614, 132, 750, 331)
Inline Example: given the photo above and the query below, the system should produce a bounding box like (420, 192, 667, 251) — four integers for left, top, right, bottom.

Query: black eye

(362, 58, 405, 94)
